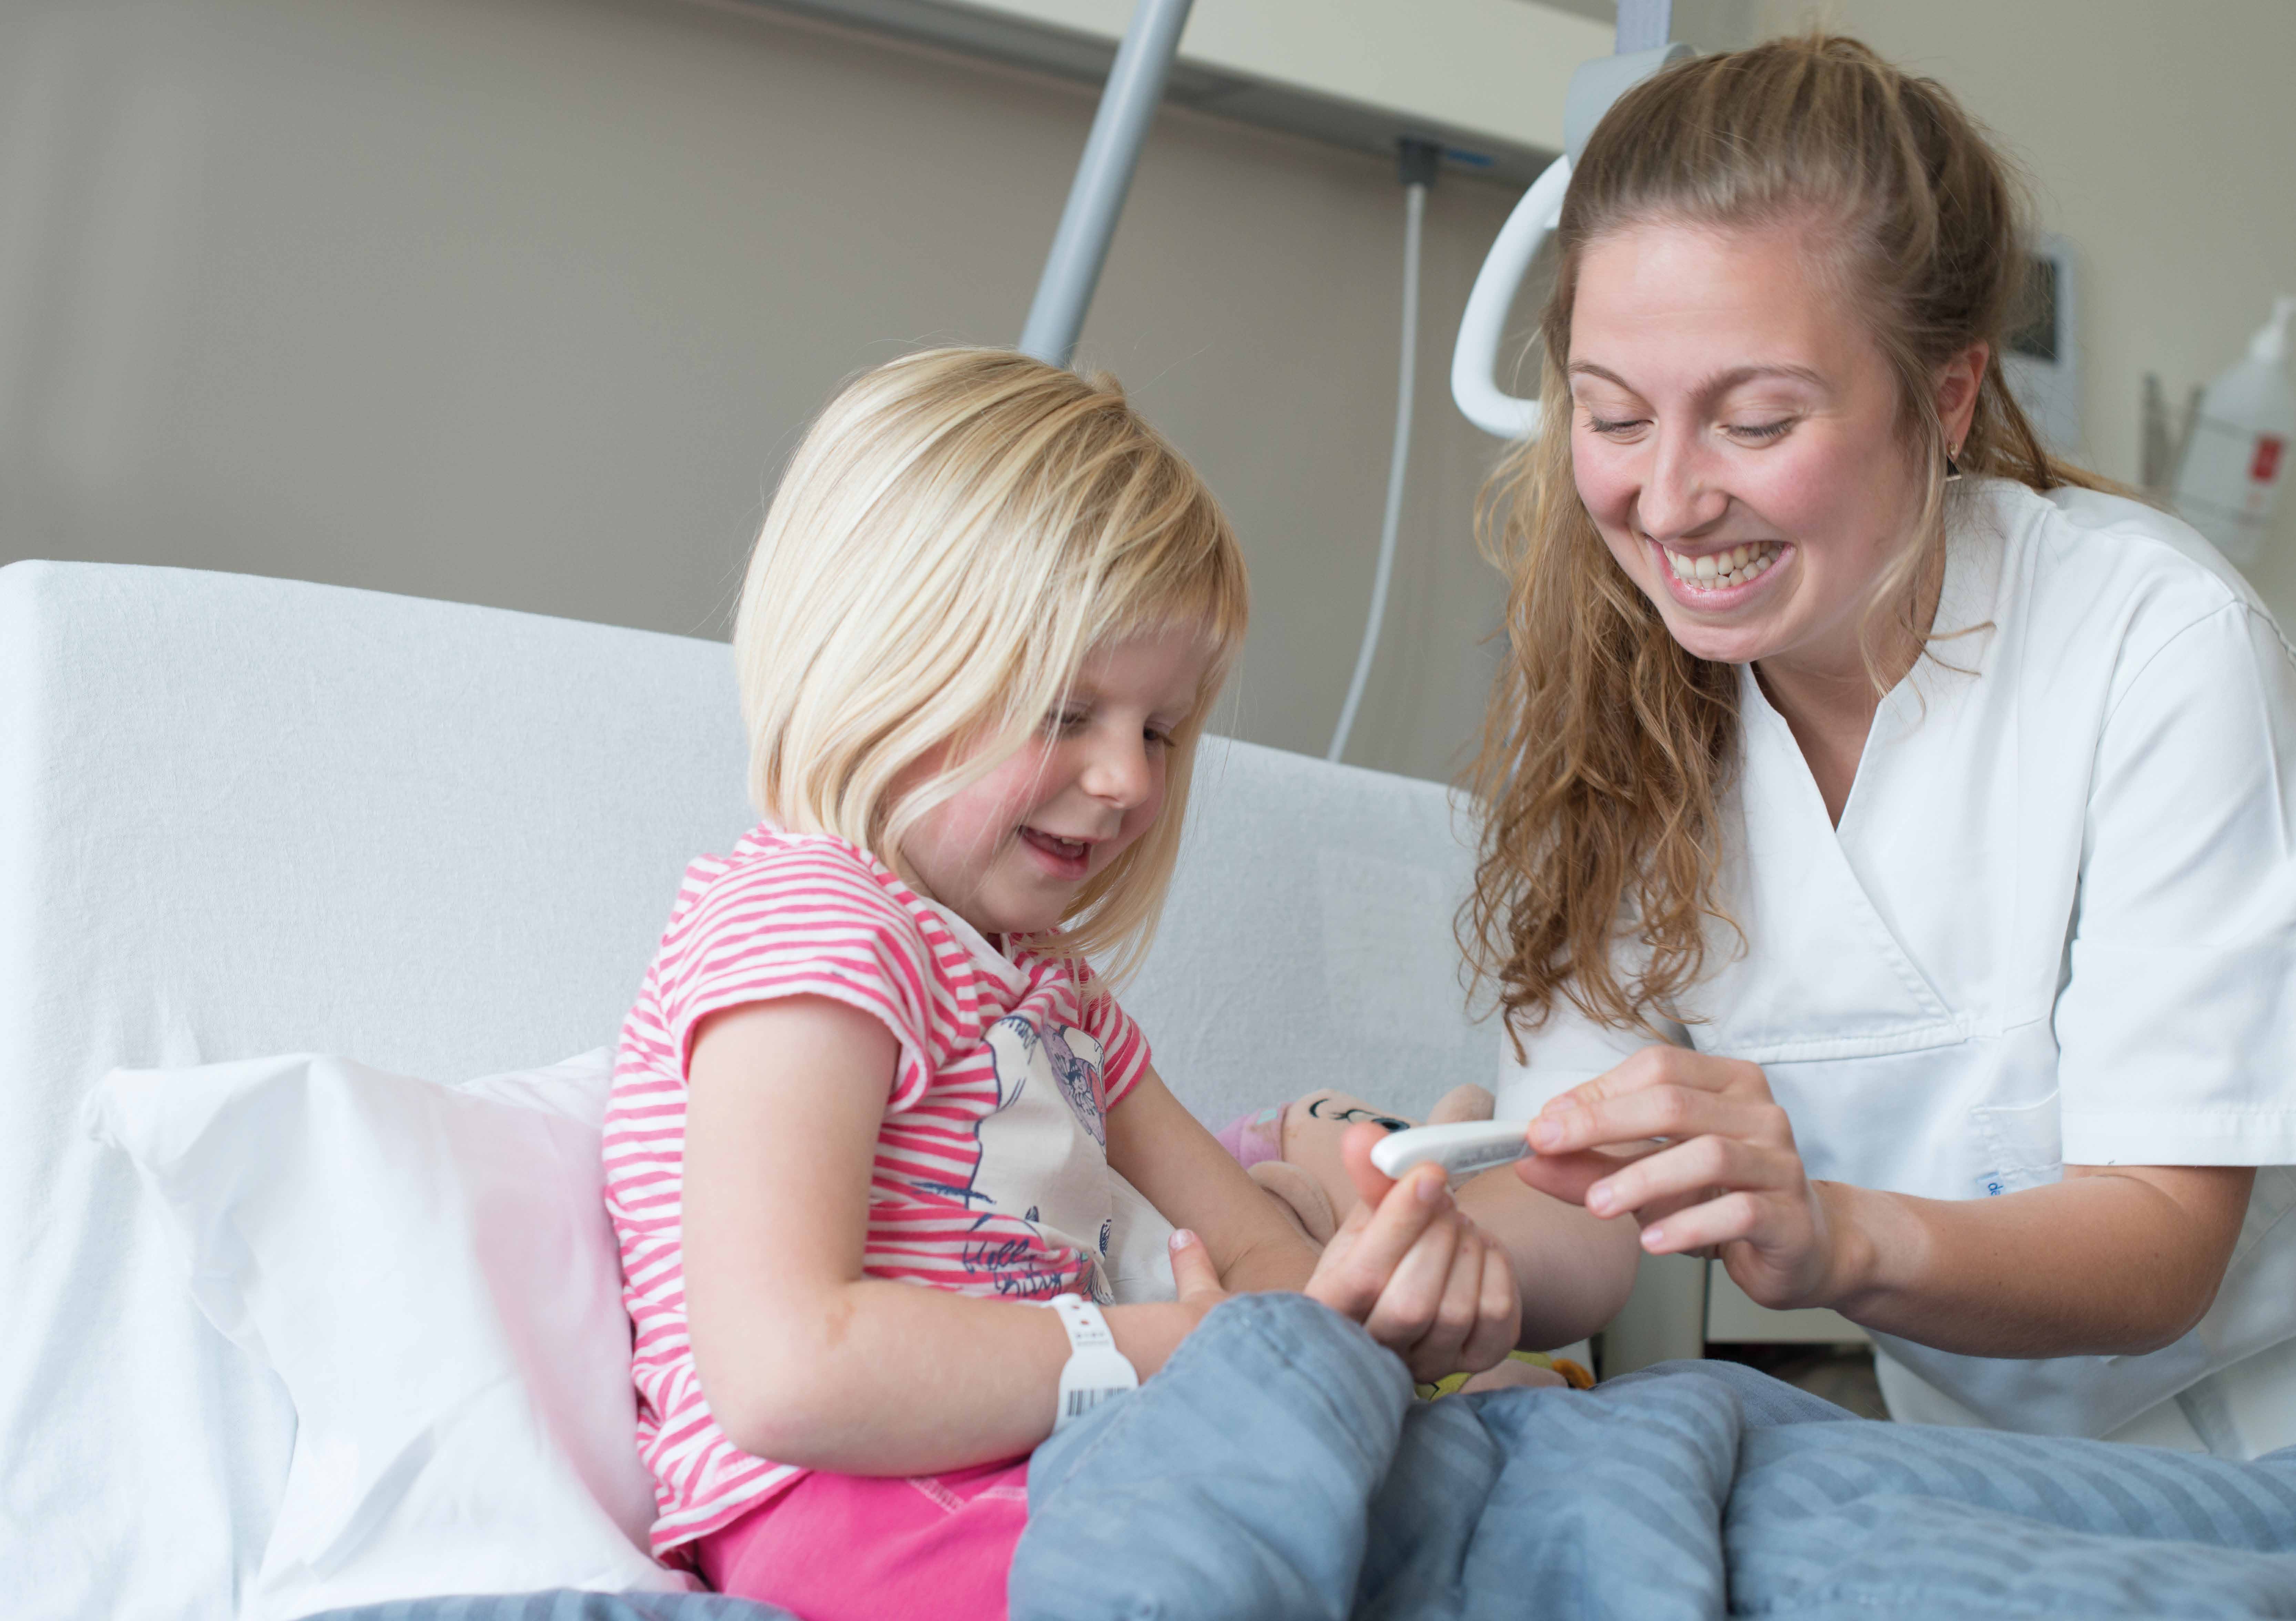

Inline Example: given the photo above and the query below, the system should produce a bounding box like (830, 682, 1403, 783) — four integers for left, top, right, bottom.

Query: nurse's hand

(1514, 1046, 1851, 1312)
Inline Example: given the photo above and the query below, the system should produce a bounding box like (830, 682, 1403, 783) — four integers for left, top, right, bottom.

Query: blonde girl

(602, 348, 1530, 1620)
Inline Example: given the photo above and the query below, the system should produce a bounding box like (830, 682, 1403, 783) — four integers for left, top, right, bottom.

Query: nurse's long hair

(1464, 34, 2113, 1046)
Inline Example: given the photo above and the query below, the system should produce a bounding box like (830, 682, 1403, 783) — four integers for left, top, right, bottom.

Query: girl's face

(901, 628, 1212, 940)
(1566, 218, 1945, 679)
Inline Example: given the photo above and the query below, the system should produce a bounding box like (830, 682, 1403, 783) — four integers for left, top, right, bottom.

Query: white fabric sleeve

(1493, 993, 1686, 1119)
(2058, 601, 2296, 1166)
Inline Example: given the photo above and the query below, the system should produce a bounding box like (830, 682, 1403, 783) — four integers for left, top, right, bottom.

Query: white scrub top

(1497, 477, 2296, 1444)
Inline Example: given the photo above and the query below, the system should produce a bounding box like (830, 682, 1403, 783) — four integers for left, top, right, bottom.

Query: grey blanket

(316, 1294, 2296, 1621)
(1016, 1293, 2296, 1620)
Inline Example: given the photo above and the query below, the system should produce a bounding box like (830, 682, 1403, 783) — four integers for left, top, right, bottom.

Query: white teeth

(1663, 542, 1780, 591)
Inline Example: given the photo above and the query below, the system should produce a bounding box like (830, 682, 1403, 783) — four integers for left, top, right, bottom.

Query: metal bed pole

(1019, 0, 1194, 368)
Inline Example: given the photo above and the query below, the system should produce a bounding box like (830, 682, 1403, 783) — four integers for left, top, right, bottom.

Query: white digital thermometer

(1370, 1120, 1537, 1184)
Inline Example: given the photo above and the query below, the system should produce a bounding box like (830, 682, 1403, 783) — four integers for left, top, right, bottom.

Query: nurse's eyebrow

(1567, 361, 1831, 397)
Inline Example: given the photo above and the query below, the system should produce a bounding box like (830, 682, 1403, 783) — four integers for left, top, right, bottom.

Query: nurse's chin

(1648, 608, 1800, 670)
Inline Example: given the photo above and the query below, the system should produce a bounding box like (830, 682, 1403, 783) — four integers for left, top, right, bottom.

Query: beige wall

(0, 0, 1525, 783)
(1755, 0, 2296, 615)
(7, 0, 2293, 790)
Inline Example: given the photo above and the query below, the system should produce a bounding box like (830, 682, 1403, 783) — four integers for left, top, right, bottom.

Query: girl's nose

(1080, 736, 1152, 809)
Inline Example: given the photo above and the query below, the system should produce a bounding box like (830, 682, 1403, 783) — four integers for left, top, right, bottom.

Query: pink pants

(696, 1456, 1031, 1621)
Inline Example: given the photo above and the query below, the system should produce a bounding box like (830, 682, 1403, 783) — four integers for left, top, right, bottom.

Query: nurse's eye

(1725, 418, 1795, 443)
(1584, 413, 1648, 438)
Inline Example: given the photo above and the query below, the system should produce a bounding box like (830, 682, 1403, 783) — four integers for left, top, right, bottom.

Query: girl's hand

(1516, 1045, 1855, 1313)
(1305, 1124, 1523, 1381)
(1165, 1227, 1232, 1325)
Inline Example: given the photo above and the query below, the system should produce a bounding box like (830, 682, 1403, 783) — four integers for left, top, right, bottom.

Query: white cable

(1327, 179, 1424, 765)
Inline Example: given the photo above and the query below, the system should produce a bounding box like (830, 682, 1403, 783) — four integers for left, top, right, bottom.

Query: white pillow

(85, 1049, 696, 1620)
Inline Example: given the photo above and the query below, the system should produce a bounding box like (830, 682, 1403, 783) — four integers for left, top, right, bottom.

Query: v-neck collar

(1739, 498, 1998, 843)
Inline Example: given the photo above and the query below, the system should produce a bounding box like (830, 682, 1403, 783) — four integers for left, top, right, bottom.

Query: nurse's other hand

(1515, 1046, 1848, 1312)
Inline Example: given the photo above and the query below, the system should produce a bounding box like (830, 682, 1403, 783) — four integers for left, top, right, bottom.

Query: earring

(1943, 448, 1964, 483)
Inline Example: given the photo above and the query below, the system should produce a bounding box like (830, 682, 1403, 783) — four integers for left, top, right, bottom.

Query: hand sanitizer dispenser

(2172, 296, 2296, 565)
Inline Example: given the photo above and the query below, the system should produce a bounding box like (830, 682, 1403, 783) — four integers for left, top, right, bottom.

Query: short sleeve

(1081, 980, 1152, 1112)
(2057, 601, 2296, 1165)
(655, 842, 943, 1113)
(1493, 996, 1685, 1118)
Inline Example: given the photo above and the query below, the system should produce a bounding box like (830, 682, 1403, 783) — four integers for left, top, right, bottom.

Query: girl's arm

(684, 998, 1496, 1476)
(1109, 1066, 1525, 1377)
(1522, 1044, 2255, 1356)
(1103, 1066, 1321, 1293)
(684, 996, 1195, 1475)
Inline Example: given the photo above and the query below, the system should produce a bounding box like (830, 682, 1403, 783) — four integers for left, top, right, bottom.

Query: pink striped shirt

(604, 824, 1150, 1555)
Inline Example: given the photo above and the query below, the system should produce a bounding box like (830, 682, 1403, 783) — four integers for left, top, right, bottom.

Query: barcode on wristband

(1066, 1387, 1118, 1419)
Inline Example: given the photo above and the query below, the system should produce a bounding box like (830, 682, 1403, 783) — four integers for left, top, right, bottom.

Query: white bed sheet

(0, 560, 1497, 1619)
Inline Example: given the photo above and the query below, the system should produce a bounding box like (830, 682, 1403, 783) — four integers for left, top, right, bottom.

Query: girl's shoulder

(665, 822, 933, 956)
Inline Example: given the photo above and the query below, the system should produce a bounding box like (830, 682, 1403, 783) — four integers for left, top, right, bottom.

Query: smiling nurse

(1469, 35, 2296, 1451)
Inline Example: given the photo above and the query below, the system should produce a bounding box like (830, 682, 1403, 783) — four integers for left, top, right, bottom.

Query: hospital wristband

(1050, 1293, 1138, 1432)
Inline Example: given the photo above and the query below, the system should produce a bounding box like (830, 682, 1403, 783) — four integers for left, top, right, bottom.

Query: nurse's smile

(1653, 537, 1786, 607)
(1566, 218, 1929, 684)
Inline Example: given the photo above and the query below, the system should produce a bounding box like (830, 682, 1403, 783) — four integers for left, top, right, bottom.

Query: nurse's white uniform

(1498, 478, 2296, 1455)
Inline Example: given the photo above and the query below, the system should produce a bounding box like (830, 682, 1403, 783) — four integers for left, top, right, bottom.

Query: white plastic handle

(1449, 44, 1694, 444)
(1449, 153, 1571, 442)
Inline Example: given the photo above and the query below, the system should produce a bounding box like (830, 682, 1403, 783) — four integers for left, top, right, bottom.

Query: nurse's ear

(1932, 341, 1989, 463)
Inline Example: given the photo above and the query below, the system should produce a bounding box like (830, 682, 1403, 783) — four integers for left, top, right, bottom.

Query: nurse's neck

(1753, 551, 1945, 827)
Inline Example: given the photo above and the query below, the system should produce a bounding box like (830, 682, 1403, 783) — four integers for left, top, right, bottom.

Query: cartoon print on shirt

(1044, 1025, 1108, 1146)
(965, 1014, 1120, 1303)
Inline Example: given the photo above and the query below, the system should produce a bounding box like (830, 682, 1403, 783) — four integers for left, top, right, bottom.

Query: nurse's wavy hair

(734, 347, 1247, 990)
(1464, 34, 2114, 1046)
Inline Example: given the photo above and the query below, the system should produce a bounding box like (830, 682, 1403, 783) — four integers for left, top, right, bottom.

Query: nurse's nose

(1633, 427, 1731, 546)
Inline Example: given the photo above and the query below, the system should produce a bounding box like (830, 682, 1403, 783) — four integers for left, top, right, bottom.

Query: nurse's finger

(1513, 1142, 1664, 1207)
(1529, 1082, 1790, 1159)
(1638, 1195, 1834, 1311)
(1634, 1189, 1778, 1260)
(1547, 1046, 1771, 1113)
(1579, 1132, 1802, 1222)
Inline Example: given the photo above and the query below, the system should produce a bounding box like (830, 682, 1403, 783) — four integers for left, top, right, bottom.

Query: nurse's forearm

(1819, 1166, 2254, 1358)
(1457, 1169, 1642, 1349)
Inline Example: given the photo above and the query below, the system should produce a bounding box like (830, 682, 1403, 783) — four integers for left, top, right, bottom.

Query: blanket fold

(1012, 1292, 2296, 1620)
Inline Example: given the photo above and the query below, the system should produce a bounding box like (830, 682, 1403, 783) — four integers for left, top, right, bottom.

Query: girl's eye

(1727, 419, 1795, 442)
(1143, 726, 1174, 751)
(1042, 709, 1089, 736)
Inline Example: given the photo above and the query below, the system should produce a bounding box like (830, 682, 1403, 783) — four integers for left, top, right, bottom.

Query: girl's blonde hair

(1463, 34, 2112, 1046)
(734, 347, 1247, 985)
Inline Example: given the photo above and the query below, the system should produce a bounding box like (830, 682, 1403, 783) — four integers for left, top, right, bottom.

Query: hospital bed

(0, 557, 1504, 1619)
